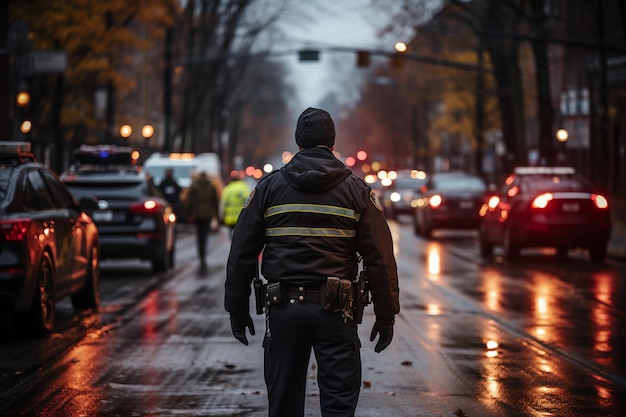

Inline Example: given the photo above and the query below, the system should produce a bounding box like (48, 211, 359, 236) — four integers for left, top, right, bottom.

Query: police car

(0, 142, 101, 337)
(61, 145, 176, 272)
(478, 166, 612, 262)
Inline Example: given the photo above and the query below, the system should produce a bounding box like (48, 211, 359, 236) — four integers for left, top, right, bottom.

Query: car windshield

(524, 176, 591, 194)
(433, 176, 486, 192)
(65, 181, 149, 201)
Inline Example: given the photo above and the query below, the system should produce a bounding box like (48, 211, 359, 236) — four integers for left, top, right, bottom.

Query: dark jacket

(225, 147, 399, 320)
(158, 176, 182, 204)
(184, 172, 219, 221)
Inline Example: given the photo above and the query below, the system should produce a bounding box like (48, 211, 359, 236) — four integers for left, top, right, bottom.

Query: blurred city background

(1, 0, 625, 205)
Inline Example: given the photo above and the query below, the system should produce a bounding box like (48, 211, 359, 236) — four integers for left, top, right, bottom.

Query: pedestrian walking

(157, 168, 183, 219)
(220, 173, 251, 233)
(225, 107, 400, 417)
(184, 170, 219, 269)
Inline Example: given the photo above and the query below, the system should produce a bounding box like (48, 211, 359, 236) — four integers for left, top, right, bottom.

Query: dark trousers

(263, 301, 361, 417)
(194, 218, 210, 262)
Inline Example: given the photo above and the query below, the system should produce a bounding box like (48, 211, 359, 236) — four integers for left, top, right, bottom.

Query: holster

(254, 278, 266, 315)
(353, 270, 370, 324)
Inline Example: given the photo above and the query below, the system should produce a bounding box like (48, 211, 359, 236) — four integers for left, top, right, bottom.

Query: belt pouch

(336, 279, 353, 312)
(321, 277, 340, 311)
(266, 282, 285, 306)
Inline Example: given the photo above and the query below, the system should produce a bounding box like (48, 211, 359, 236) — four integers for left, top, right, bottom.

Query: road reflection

(480, 268, 504, 313)
(427, 246, 441, 277)
(477, 257, 625, 412)
(63, 343, 102, 415)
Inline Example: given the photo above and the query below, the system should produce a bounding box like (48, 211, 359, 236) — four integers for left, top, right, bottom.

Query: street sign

(23, 50, 67, 74)
(298, 49, 319, 62)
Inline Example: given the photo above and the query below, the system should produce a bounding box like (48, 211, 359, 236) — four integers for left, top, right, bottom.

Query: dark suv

(61, 145, 176, 272)
(0, 142, 100, 337)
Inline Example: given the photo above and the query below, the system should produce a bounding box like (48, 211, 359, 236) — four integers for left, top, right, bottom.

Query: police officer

(158, 168, 183, 218)
(225, 107, 400, 417)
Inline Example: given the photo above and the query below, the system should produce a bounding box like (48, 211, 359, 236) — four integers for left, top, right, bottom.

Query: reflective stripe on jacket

(225, 147, 399, 320)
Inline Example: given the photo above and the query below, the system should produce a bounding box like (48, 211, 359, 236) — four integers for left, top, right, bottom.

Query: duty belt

(285, 286, 322, 303)
(265, 279, 353, 312)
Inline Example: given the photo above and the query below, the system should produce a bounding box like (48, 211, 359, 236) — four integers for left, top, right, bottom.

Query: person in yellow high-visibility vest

(220, 174, 251, 232)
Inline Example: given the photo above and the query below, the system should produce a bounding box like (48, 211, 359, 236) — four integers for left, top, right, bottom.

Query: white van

(143, 152, 222, 188)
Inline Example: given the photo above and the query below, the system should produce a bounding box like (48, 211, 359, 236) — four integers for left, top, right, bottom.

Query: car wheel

(152, 257, 168, 273)
(152, 242, 170, 273)
(478, 224, 493, 259)
(17, 252, 55, 337)
(71, 245, 101, 310)
(589, 244, 607, 263)
(503, 227, 520, 262)
(168, 242, 176, 268)
(413, 212, 421, 236)
(421, 218, 433, 239)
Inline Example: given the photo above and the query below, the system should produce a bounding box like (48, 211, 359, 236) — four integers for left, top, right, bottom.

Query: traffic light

(298, 49, 319, 62)
(356, 50, 370, 67)
(390, 53, 405, 70)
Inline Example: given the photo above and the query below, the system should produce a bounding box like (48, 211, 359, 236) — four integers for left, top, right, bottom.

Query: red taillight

(591, 194, 609, 209)
(429, 194, 442, 209)
(531, 193, 553, 209)
(129, 200, 162, 215)
(0, 219, 32, 241)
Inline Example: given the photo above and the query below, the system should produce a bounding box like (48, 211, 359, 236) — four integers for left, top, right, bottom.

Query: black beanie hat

(295, 107, 336, 149)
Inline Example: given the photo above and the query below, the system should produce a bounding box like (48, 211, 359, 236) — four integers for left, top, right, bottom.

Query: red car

(478, 167, 611, 262)
(0, 142, 100, 337)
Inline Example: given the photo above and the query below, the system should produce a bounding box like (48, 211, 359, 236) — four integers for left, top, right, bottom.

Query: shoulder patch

(370, 190, 382, 211)
(242, 189, 255, 209)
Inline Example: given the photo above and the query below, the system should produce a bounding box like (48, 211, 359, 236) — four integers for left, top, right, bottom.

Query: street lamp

(555, 128, 569, 164)
(394, 42, 408, 53)
(120, 124, 132, 142)
(392, 42, 407, 69)
(16, 91, 30, 107)
(20, 120, 32, 134)
(141, 124, 154, 140)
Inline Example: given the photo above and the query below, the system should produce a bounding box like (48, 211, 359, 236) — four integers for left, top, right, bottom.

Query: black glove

(369, 320, 394, 353)
(230, 314, 255, 345)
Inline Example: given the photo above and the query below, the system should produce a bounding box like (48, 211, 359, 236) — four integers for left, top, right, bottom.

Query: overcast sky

(275, 1, 400, 110)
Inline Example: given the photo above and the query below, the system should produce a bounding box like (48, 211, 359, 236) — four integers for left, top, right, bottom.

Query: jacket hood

(281, 147, 352, 192)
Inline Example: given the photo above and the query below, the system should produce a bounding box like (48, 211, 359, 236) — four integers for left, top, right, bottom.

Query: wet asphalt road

(1, 218, 626, 416)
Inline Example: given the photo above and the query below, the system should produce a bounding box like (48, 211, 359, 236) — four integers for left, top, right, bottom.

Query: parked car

(0, 142, 100, 337)
(61, 145, 176, 272)
(478, 166, 611, 262)
(380, 170, 427, 219)
(413, 171, 488, 238)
